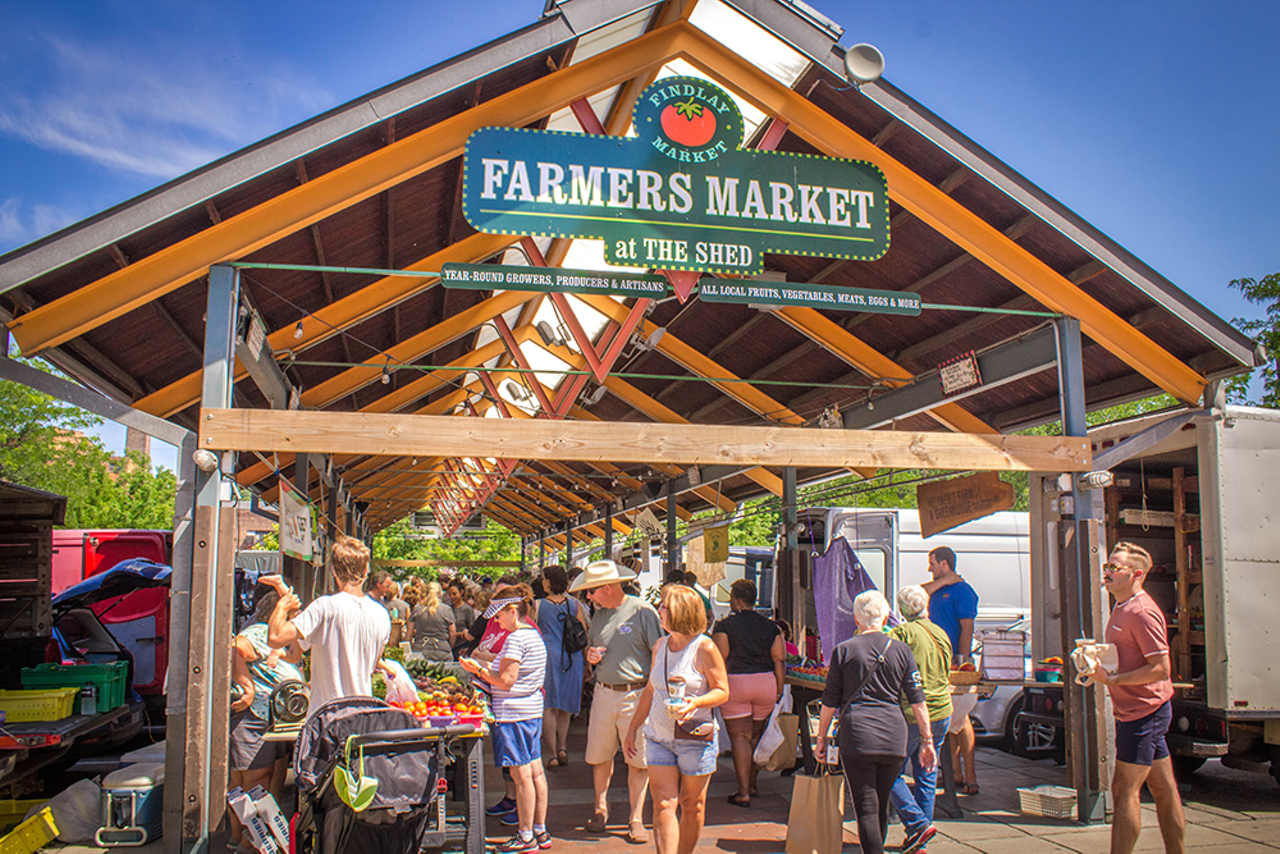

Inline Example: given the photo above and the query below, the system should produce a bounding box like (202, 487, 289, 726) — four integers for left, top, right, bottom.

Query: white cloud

(0, 30, 333, 181)
(0, 199, 26, 244)
(0, 197, 82, 254)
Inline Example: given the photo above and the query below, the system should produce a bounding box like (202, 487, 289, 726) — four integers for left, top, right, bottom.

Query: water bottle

(81, 685, 97, 716)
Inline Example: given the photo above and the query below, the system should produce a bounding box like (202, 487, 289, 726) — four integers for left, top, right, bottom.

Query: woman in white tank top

(624, 585, 729, 854)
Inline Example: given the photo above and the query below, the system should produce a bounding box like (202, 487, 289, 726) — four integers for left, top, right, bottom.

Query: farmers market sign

(462, 76, 889, 277)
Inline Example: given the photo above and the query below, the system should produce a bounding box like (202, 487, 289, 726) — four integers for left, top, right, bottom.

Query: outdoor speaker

(843, 43, 885, 85)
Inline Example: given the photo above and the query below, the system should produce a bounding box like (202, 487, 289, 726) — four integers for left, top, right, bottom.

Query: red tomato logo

(661, 98, 716, 147)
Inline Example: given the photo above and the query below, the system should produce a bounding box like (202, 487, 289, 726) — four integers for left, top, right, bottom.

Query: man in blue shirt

(922, 546, 981, 795)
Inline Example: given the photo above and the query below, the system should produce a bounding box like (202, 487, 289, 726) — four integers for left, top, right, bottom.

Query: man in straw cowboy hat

(570, 559, 664, 844)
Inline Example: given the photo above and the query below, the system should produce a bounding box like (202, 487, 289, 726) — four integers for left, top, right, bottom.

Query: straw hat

(568, 559, 636, 593)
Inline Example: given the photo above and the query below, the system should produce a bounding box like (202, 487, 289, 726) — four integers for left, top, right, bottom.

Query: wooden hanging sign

(917, 471, 1016, 538)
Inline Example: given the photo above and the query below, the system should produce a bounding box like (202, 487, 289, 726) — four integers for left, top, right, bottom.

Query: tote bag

(784, 767, 845, 854)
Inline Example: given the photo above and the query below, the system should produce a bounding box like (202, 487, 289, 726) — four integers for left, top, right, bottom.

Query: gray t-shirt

(588, 595, 664, 684)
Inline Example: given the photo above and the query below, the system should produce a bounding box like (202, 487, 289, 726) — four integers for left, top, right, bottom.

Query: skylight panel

(688, 0, 810, 89)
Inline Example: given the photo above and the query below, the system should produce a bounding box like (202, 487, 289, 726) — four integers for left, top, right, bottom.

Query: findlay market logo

(462, 76, 889, 278)
(639, 78, 740, 164)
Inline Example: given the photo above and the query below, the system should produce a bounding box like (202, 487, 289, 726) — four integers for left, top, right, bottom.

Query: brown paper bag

(763, 713, 799, 771)
(784, 769, 844, 854)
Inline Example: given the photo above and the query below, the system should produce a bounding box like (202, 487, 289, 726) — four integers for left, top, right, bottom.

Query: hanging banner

(440, 263, 667, 297)
(462, 76, 889, 277)
(698, 278, 921, 315)
(279, 479, 314, 562)
(704, 525, 729, 563)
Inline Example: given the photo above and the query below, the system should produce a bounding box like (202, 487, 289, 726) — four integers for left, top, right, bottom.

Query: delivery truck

(1027, 405, 1280, 781)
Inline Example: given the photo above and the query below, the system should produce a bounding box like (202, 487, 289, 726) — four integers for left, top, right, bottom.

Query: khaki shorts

(585, 684, 648, 768)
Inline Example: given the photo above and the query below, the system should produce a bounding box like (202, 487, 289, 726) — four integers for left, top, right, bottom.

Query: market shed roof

(0, 0, 1261, 540)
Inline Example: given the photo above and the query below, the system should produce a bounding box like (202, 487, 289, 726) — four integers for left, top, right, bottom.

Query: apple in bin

(661, 99, 716, 147)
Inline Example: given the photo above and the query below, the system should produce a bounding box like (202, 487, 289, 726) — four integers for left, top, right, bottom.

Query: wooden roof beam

(679, 26, 1206, 404)
(10, 22, 688, 355)
(136, 230, 514, 417)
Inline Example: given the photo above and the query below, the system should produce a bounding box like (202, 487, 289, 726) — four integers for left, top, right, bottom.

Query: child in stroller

(291, 697, 482, 854)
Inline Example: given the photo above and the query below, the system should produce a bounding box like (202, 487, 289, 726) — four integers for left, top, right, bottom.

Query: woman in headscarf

(814, 590, 936, 854)
(461, 584, 549, 853)
(228, 579, 304, 853)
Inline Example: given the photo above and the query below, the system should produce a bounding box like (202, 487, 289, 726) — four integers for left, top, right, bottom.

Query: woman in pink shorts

(711, 579, 786, 807)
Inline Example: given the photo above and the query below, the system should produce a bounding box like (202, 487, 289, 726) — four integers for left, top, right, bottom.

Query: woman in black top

(712, 579, 785, 807)
(816, 590, 935, 854)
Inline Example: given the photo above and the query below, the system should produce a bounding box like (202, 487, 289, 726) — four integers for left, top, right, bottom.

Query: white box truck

(1028, 405, 1280, 780)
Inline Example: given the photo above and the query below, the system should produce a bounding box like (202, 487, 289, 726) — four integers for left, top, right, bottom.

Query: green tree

(1225, 272, 1279, 407)
(371, 516, 520, 580)
(0, 362, 177, 528)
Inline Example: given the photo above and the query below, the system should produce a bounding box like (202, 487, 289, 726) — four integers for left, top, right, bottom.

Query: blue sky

(1, 0, 1277, 470)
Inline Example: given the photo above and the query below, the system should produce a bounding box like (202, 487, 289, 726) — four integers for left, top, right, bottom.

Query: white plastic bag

(754, 702, 785, 766)
(43, 778, 102, 844)
(382, 659, 419, 705)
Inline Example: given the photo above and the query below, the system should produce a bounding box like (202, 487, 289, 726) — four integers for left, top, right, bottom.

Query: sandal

(556, 749, 569, 767)
(960, 783, 980, 796)
(585, 812, 608, 833)
(626, 824, 649, 844)
(727, 794, 751, 808)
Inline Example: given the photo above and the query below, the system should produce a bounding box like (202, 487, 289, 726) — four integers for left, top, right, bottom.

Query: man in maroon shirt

(1089, 542, 1184, 854)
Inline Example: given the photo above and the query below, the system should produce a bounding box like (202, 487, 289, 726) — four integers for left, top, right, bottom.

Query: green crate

(21, 660, 128, 712)
(0, 688, 79, 723)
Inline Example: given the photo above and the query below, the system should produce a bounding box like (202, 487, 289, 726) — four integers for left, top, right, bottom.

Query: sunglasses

(1102, 563, 1138, 574)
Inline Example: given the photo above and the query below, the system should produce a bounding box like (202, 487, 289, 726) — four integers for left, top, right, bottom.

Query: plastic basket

(21, 660, 129, 712)
(1017, 785, 1077, 820)
(979, 630, 1026, 681)
(0, 806, 58, 854)
(0, 688, 79, 723)
(0, 801, 46, 836)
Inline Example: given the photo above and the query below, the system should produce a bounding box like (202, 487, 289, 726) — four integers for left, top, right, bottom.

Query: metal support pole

(782, 467, 803, 651)
(604, 502, 614, 558)
(563, 519, 572, 566)
(286, 453, 310, 602)
(538, 529, 545, 570)
(1055, 317, 1106, 824)
(665, 496, 678, 577)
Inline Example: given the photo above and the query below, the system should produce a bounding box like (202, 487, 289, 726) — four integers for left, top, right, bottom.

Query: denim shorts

(645, 735, 719, 777)
(493, 718, 542, 767)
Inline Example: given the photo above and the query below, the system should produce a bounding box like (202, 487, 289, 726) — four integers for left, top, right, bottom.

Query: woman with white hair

(815, 590, 936, 854)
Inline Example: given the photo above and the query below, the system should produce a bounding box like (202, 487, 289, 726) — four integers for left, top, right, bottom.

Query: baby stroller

(292, 697, 481, 854)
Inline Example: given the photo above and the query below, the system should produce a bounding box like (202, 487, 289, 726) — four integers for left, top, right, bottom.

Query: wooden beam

(200, 408, 1092, 472)
(135, 230, 514, 417)
(677, 26, 1206, 404)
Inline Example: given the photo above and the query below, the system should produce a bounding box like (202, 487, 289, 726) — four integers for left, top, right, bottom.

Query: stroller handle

(347, 722, 478, 750)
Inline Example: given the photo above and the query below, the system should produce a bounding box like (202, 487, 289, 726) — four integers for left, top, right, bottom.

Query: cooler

(95, 762, 164, 847)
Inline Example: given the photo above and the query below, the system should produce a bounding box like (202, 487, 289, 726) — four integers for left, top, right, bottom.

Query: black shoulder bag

(561, 597, 589, 667)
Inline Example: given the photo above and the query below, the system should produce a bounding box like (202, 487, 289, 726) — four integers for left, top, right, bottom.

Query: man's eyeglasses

(1102, 563, 1136, 574)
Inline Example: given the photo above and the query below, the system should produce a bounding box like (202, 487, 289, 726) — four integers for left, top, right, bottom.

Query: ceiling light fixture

(294, 319, 304, 339)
